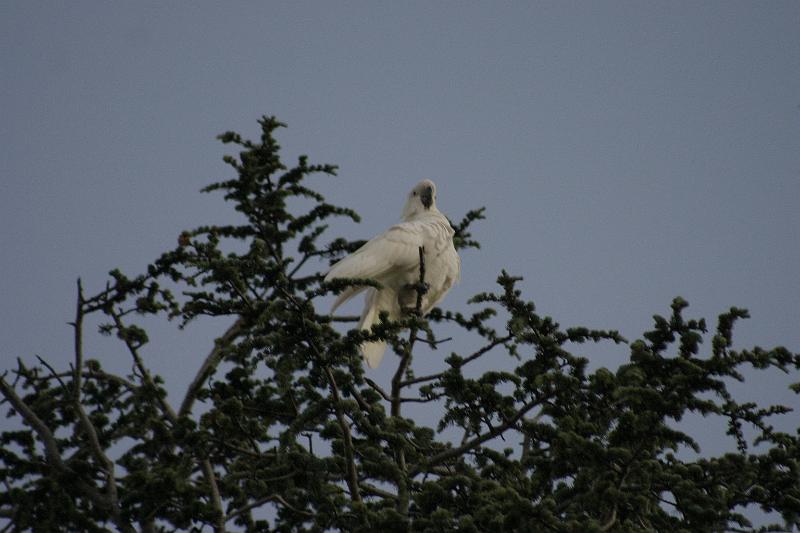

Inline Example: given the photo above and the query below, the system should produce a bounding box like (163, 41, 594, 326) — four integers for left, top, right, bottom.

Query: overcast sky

(2, 1, 799, 522)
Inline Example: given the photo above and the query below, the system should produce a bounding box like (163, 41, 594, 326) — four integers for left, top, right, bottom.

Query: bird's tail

(358, 289, 395, 368)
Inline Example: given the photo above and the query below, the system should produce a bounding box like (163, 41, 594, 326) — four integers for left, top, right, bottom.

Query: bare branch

(71, 279, 124, 521)
(35, 355, 66, 391)
(73, 278, 85, 400)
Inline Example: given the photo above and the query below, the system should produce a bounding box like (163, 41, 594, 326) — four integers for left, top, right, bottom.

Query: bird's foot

(404, 281, 429, 295)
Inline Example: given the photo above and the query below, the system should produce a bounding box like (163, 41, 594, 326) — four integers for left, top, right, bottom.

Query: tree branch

(109, 310, 178, 422)
(0, 376, 66, 474)
(360, 482, 398, 500)
(365, 378, 390, 401)
(72, 279, 124, 525)
(179, 317, 244, 418)
(226, 493, 312, 522)
(600, 505, 617, 532)
(330, 315, 360, 322)
(277, 285, 362, 504)
(324, 366, 362, 503)
(200, 459, 225, 532)
(400, 335, 512, 388)
(413, 335, 453, 347)
(109, 308, 226, 530)
(390, 246, 426, 516)
(18, 369, 136, 391)
(0, 375, 135, 533)
(36, 355, 66, 392)
(73, 278, 85, 401)
(400, 394, 445, 403)
(391, 246, 426, 417)
(412, 397, 540, 475)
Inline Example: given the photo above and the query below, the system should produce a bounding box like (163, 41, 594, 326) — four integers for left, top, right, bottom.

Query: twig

(330, 315, 360, 322)
(20, 370, 136, 390)
(227, 470, 294, 483)
(229, 278, 255, 310)
(400, 335, 512, 388)
(226, 493, 312, 522)
(400, 394, 444, 403)
(412, 336, 453, 347)
(347, 383, 372, 413)
(35, 355, 66, 392)
(287, 251, 321, 280)
(412, 397, 540, 475)
(365, 376, 440, 403)
(365, 378, 391, 402)
(11, 359, 23, 388)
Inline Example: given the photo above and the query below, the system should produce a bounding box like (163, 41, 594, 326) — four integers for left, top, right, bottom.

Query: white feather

(325, 180, 461, 368)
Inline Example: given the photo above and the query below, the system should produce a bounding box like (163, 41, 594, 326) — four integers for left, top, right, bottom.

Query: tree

(1, 116, 799, 532)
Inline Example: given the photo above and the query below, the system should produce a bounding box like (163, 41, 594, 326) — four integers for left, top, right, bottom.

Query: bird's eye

(413, 192, 417, 196)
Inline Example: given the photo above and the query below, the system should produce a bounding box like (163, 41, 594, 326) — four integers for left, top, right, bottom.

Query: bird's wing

(421, 245, 461, 315)
(325, 222, 424, 285)
(330, 286, 367, 314)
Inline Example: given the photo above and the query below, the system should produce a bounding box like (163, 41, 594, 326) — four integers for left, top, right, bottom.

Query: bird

(325, 179, 461, 368)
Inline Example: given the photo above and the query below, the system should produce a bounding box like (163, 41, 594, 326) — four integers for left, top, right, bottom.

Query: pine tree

(2, 116, 798, 532)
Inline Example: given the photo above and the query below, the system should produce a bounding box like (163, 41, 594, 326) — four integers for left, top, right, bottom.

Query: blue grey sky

(1, 0, 799, 501)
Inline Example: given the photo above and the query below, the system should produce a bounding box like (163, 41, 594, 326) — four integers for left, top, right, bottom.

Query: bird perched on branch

(325, 180, 461, 368)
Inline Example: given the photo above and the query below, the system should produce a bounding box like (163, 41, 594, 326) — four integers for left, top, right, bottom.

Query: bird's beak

(421, 186, 433, 209)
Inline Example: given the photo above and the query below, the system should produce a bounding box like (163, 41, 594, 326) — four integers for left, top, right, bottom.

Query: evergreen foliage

(1, 116, 799, 532)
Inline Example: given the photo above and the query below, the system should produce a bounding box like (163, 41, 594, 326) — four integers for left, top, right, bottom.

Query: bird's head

(402, 179, 437, 220)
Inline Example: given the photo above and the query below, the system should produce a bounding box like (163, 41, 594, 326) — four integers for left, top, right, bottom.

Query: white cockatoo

(325, 180, 461, 368)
